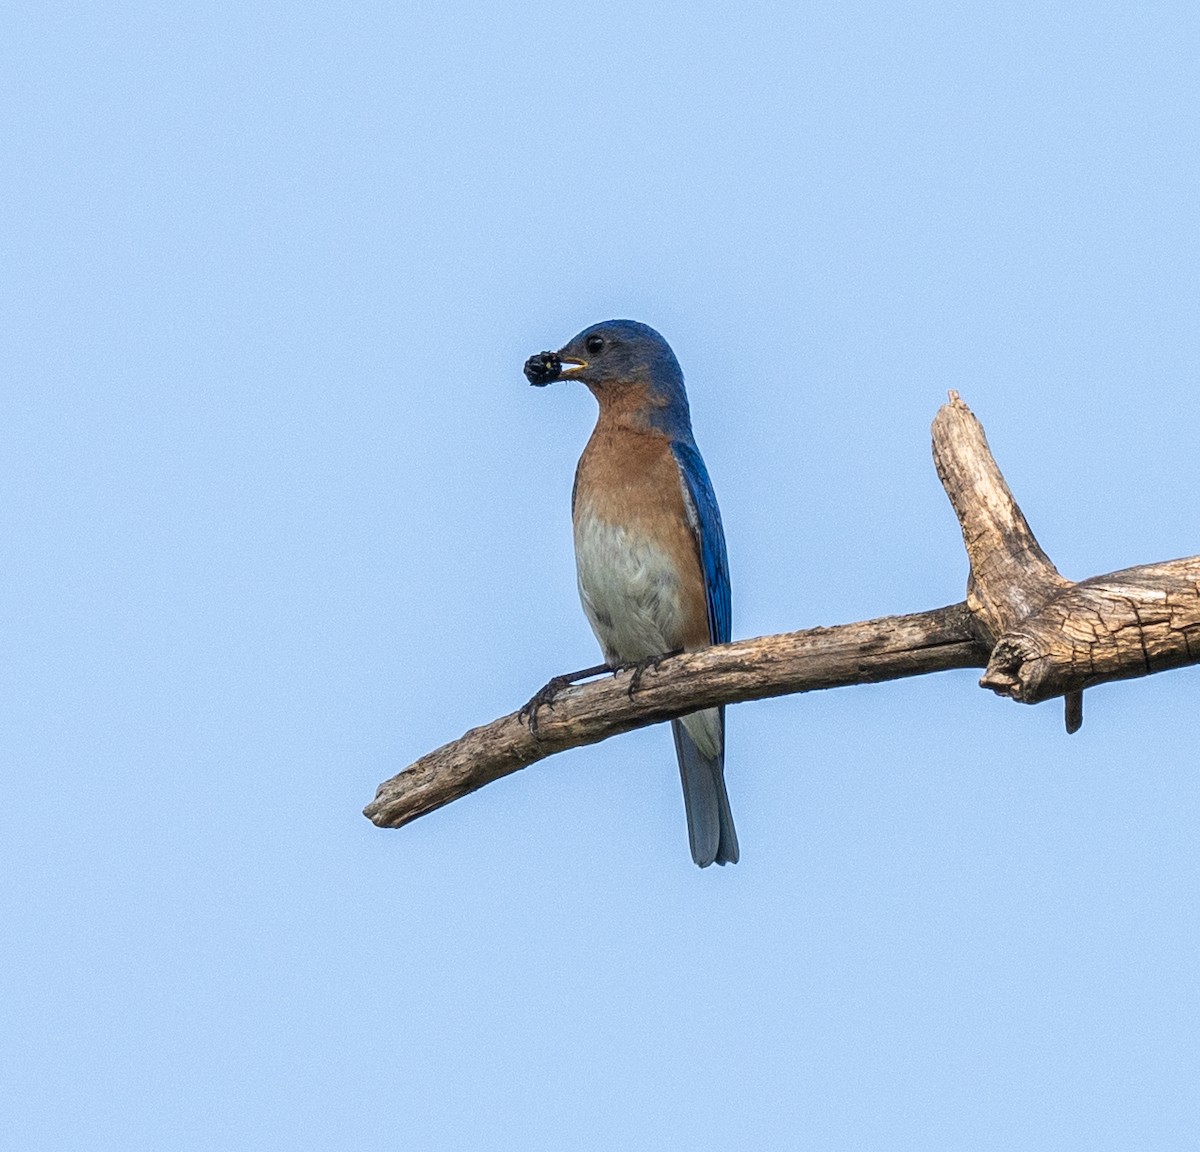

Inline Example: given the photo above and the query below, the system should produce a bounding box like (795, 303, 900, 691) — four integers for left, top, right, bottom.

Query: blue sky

(3, 2, 1198, 1148)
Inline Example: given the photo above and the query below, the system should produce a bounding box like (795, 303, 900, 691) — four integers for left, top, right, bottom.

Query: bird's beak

(524, 351, 588, 386)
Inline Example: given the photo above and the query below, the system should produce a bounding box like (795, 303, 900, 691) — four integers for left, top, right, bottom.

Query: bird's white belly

(574, 508, 722, 760)
(573, 511, 686, 665)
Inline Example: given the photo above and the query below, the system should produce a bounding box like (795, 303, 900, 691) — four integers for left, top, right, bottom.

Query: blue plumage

(671, 440, 731, 647)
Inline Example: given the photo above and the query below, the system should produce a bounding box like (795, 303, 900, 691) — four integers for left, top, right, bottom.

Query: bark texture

(365, 606, 987, 828)
(933, 393, 1200, 704)
(365, 393, 1200, 831)
(980, 558, 1200, 703)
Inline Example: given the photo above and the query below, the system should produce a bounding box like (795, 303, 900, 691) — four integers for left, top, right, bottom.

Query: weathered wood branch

(932, 393, 1200, 705)
(366, 394, 1200, 830)
(365, 605, 988, 828)
(980, 557, 1200, 702)
(932, 392, 1070, 640)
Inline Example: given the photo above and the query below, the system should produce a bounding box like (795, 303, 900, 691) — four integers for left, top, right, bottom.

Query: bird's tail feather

(672, 710, 738, 868)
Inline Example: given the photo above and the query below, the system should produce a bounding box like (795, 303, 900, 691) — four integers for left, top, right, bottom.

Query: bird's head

(524, 319, 692, 434)
(524, 319, 685, 396)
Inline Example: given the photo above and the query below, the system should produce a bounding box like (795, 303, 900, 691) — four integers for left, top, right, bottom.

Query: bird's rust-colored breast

(573, 397, 710, 650)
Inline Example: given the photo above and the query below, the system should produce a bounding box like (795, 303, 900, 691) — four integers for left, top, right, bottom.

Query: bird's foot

(625, 649, 683, 699)
(520, 663, 613, 736)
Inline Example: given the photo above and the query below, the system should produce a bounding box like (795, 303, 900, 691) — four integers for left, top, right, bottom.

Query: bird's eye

(585, 335, 605, 355)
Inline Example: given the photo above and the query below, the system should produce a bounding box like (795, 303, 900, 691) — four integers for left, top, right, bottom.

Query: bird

(524, 319, 738, 867)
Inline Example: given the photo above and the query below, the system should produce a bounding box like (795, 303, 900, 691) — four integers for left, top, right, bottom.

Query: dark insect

(524, 351, 562, 386)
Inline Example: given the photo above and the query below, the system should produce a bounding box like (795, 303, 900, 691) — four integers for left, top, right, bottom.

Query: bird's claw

(519, 675, 572, 737)
(519, 663, 613, 736)
(626, 650, 681, 699)
(520, 657, 664, 735)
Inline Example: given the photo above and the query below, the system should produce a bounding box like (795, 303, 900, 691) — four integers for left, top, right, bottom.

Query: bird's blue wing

(671, 440, 730, 646)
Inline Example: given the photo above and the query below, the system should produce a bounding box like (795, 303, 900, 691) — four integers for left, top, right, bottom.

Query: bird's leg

(626, 649, 683, 699)
(520, 662, 614, 736)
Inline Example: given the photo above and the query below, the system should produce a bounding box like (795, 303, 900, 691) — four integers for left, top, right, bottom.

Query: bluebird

(525, 320, 738, 867)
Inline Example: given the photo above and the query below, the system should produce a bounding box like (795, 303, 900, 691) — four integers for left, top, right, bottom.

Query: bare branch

(931, 393, 1200, 707)
(365, 604, 988, 828)
(365, 393, 1200, 831)
(980, 557, 1200, 703)
(931, 391, 1068, 639)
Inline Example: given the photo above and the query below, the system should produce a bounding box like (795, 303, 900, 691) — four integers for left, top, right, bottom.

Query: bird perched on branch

(524, 320, 738, 867)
